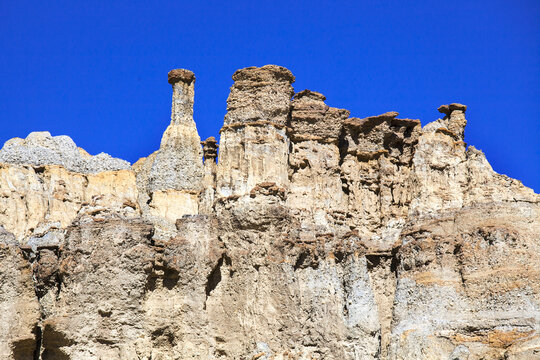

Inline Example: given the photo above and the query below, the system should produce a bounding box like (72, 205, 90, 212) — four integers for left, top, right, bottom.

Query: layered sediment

(0, 65, 538, 360)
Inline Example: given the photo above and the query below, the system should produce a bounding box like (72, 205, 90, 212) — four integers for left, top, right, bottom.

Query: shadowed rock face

(0, 65, 539, 360)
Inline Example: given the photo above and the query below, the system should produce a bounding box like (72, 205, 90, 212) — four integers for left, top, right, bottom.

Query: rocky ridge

(0, 65, 538, 359)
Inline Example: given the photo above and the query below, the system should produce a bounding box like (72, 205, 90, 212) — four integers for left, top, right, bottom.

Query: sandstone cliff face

(216, 65, 294, 198)
(0, 65, 538, 360)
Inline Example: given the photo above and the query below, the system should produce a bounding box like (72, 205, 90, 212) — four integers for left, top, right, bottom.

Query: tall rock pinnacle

(133, 69, 204, 239)
(148, 69, 203, 192)
(168, 69, 196, 125)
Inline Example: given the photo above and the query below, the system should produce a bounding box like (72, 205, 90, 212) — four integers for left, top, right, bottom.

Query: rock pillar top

(168, 69, 196, 85)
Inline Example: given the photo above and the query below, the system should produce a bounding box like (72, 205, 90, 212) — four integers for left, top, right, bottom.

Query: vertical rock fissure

(204, 254, 231, 309)
(32, 325, 42, 360)
(205, 257, 223, 299)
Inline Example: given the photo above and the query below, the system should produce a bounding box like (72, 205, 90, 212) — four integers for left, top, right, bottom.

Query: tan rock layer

(0, 65, 539, 360)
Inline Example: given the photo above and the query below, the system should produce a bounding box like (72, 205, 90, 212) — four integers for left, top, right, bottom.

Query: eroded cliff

(0, 65, 538, 360)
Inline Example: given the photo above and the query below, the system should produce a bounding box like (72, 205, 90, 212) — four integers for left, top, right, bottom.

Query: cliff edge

(0, 65, 538, 360)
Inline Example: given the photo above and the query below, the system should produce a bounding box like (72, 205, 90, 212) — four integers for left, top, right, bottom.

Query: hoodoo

(0, 65, 538, 360)
(134, 69, 205, 239)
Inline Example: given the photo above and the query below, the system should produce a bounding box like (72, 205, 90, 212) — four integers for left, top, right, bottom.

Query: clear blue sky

(1, 1, 539, 191)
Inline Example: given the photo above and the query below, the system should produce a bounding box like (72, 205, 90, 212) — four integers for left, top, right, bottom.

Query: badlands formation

(0, 65, 539, 360)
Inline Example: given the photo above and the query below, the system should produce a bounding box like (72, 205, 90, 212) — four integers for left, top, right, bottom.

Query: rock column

(410, 103, 469, 216)
(437, 103, 467, 141)
(200, 137, 218, 213)
(147, 69, 204, 193)
(216, 65, 294, 197)
(135, 69, 205, 239)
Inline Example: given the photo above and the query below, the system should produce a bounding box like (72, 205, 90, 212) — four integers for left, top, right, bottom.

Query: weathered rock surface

(216, 65, 294, 197)
(134, 69, 204, 240)
(391, 203, 540, 359)
(0, 163, 139, 242)
(0, 65, 538, 359)
(0, 131, 130, 173)
(0, 226, 41, 360)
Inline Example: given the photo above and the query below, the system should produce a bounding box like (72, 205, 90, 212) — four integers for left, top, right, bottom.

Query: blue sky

(1, 1, 539, 191)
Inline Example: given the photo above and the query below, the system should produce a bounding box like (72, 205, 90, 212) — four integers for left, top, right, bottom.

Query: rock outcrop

(0, 65, 538, 360)
(134, 69, 204, 239)
(0, 131, 130, 173)
(216, 65, 294, 197)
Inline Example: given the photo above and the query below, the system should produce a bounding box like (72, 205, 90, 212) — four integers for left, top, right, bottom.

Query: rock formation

(0, 65, 538, 360)
(133, 69, 204, 240)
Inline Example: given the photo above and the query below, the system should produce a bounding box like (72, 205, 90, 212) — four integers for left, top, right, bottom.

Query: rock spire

(133, 68, 204, 239)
